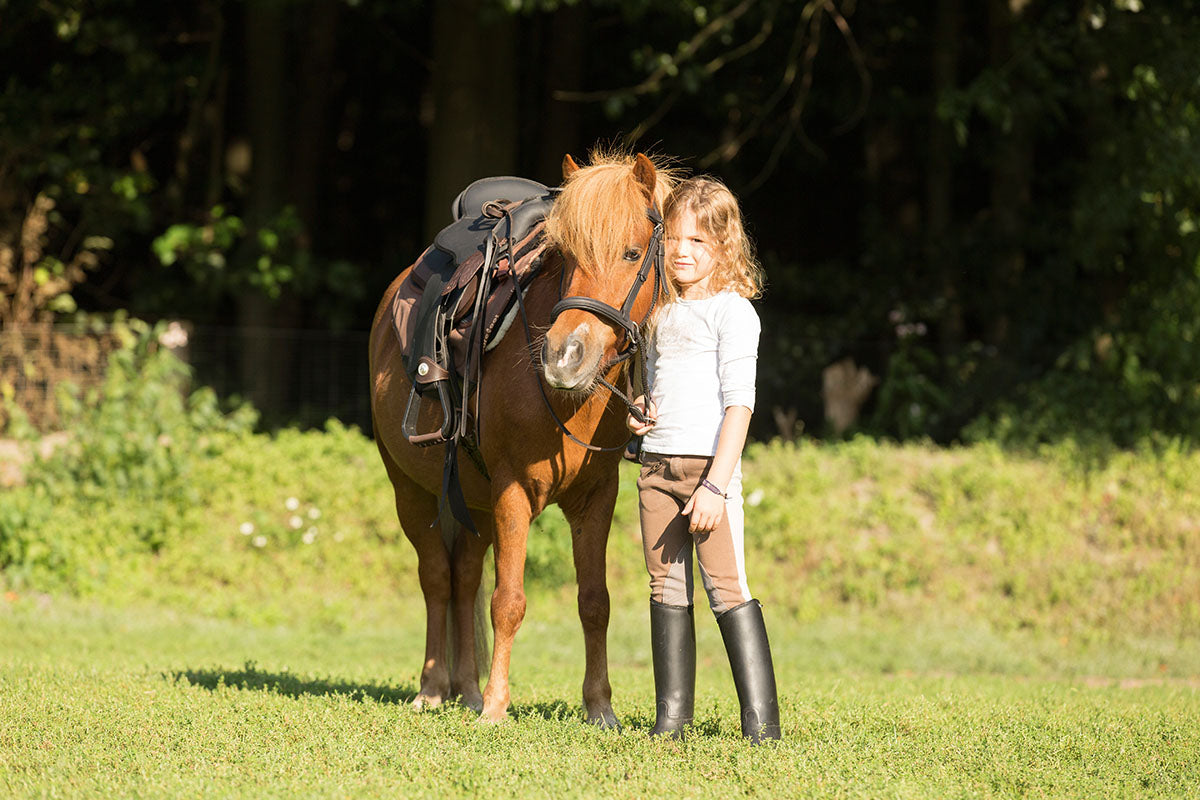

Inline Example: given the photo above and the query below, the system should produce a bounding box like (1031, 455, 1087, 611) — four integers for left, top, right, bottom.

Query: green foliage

(1, 318, 255, 590)
(0, 1, 200, 238)
(6, 409, 1200, 643)
(153, 205, 245, 270)
(921, 1, 1200, 445)
(967, 248, 1200, 448)
(524, 507, 576, 586)
(867, 325, 949, 440)
(152, 205, 317, 300)
(739, 437, 1200, 637)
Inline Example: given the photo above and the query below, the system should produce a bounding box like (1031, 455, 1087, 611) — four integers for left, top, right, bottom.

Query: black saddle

(452, 175, 549, 220)
(392, 175, 557, 535)
(428, 177, 554, 284)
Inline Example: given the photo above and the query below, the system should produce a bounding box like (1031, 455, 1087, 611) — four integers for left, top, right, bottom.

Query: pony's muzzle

(543, 322, 598, 390)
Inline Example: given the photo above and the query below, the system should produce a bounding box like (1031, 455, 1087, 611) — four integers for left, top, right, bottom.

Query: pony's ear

(562, 154, 581, 180)
(632, 153, 656, 199)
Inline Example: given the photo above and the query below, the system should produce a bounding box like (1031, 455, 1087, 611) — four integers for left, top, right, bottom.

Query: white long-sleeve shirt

(641, 291, 760, 457)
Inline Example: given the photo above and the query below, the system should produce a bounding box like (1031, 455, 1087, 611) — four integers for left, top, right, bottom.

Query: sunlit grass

(5, 426, 1200, 796)
(2, 598, 1198, 799)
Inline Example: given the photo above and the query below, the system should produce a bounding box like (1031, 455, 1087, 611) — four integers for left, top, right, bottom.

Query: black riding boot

(649, 599, 695, 739)
(717, 599, 782, 743)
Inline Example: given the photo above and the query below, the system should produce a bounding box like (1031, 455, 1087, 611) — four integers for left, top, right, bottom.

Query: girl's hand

(682, 486, 726, 533)
(626, 396, 657, 436)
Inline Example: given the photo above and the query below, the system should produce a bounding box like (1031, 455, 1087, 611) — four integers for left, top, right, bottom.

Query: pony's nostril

(558, 335, 583, 370)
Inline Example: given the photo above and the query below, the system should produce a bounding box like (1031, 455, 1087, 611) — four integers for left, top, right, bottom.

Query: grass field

(4, 401, 1200, 797)
(3, 593, 1199, 799)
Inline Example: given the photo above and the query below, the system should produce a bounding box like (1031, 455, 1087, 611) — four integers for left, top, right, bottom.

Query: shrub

(1, 319, 255, 588)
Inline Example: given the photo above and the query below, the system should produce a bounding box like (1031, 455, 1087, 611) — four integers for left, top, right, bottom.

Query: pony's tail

(473, 580, 491, 678)
(442, 590, 490, 684)
(442, 523, 491, 695)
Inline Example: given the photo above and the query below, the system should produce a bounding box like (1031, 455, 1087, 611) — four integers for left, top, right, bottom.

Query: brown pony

(369, 151, 675, 724)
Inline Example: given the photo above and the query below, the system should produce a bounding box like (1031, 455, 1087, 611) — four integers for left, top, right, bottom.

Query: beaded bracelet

(700, 478, 728, 499)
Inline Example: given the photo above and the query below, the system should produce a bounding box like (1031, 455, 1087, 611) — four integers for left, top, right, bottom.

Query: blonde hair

(664, 177, 763, 299)
(544, 148, 677, 276)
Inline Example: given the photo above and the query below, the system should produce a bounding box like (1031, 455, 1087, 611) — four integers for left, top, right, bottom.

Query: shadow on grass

(171, 662, 420, 705)
(174, 666, 726, 737)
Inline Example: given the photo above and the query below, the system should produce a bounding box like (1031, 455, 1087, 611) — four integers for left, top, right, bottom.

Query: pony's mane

(544, 151, 677, 275)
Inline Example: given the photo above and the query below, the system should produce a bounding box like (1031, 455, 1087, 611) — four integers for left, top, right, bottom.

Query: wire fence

(181, 324, 373, 432)
(1, 322, 373, 434)
(0, 323, 121, 431)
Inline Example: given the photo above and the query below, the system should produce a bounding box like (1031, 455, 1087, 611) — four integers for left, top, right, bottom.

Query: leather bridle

(549, 205, 666, 373)
(511, 204, 666, 452)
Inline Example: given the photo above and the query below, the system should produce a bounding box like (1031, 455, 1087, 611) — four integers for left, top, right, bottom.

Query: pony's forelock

(545, 150, 677, 276)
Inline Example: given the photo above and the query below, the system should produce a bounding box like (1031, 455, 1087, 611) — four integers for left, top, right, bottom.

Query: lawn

(3, 594, 1198, 799)
(4, 372, 1200, 797)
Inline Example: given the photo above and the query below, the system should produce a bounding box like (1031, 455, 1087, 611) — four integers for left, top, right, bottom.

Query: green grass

(2, 597, 1198, 799)
(6, 386, 1200, 797)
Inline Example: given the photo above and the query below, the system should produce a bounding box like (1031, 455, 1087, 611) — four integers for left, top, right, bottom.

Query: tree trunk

(291, 0, 340, 240)
(928, 0, 963, 351)
(423, 0, 519, 242)
(986, 0, 1034, 346)
(535, 3, 587, 185)
(238, 0, 294, 417)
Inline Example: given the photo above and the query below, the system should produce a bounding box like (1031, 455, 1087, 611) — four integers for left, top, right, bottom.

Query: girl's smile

(667, 208, 717, 299)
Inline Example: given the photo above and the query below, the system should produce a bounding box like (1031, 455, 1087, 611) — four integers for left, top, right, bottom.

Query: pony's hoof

(586, 710, 621, 732)
(411, 693, 444, 711)
(457, 690, 484, 714)
(479, 704, 509, 724)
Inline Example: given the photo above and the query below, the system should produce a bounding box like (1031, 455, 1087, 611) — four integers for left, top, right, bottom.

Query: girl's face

(666, 208, 717, 299)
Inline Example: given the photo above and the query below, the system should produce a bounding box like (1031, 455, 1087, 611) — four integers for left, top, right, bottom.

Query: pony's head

(541, 150, 676, 392)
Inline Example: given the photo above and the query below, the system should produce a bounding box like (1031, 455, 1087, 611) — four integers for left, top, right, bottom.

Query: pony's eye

(623, 248, 642, 262)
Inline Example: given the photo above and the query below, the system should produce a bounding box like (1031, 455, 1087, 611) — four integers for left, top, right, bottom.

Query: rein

(509, 204, 665, 453)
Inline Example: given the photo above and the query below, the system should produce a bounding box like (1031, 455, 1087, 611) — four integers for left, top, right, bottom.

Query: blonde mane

(544, 150, 677, 276)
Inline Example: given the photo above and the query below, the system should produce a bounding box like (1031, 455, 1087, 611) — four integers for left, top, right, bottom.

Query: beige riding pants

(637, 452, 752, 614)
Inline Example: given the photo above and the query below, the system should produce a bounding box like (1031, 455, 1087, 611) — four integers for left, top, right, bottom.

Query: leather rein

(509, 204, 665, 453)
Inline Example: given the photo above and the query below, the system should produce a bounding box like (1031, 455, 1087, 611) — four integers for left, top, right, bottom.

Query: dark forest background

(2, 0, 1198, 446)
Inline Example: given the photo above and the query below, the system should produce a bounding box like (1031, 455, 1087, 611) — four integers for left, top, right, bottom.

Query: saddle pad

(390, 222, 553, 384)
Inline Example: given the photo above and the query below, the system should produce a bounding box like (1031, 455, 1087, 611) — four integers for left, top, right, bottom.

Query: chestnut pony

(369, 152, 674, 724)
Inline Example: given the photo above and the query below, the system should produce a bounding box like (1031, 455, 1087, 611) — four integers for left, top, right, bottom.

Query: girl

(628, 177, 780, 743)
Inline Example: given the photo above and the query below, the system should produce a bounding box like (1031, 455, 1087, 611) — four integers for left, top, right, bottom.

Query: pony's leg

(377, 442, 452, 709)
(449, 513, 493, 712)
(480, 479, 533, 723)
(560, 477, 620, 729)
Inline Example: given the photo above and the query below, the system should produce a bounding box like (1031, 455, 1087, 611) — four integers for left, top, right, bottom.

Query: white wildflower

(252, 535, 267, 548)
(289, 515, 303, 530)
(307, 507, 321, 520)
(746, 488, 765, 507)
(285, 497, 300, 511)
(159, 321, 189, 349)
(302, 528, 317, 544)
(239, 522, 255, 536)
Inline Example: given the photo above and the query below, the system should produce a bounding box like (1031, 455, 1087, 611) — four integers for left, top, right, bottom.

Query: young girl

(628, 177, 780, 743)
